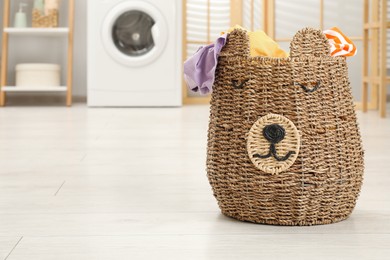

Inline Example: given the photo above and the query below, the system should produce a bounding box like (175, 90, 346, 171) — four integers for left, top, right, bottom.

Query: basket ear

(290, 28, 331, 58)
(220, 28, 250, 58)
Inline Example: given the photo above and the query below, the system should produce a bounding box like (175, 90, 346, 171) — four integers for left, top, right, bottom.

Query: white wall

(0, 0, 87, 97)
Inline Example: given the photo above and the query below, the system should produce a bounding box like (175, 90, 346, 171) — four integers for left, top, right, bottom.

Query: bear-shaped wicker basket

(206, 28, 364, 226)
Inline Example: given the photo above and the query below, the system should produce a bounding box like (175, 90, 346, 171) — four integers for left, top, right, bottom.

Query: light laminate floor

(0, 104, 389, 260)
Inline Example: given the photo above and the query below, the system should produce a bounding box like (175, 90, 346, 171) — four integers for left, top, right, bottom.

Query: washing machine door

(102, 1, 168, 67)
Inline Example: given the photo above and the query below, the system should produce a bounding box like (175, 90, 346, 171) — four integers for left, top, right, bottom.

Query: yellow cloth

(224, 25, 288, 58)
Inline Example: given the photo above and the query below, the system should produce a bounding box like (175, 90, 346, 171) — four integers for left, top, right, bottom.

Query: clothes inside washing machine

(112, 10, 156, 57)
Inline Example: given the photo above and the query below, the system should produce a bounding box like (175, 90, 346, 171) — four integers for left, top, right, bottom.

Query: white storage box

(16, 63, 60, 87)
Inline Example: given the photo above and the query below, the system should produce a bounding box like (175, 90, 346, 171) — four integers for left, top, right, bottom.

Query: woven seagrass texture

(247, 113, 300, 175)
(206, 28, 364, 226)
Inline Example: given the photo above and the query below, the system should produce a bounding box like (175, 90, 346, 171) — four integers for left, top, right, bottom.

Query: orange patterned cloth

(323, 27, 357, 57)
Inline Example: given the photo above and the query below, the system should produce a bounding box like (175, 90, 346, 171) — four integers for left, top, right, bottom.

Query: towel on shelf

(44, 0, 60, 15)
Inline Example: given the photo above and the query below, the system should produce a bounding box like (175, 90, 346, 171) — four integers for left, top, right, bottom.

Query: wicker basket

(32, 8, 58, 28)
(206, 28, 364, 226)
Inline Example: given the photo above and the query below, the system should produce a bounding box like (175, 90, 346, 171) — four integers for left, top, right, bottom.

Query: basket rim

(221, 28, 338, 63)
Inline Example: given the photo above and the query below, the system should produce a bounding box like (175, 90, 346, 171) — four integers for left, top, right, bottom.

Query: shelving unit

(362, 0, 388, 118)
(4, 27, 70, 36)
(0, 0, 74, 107)
(2, 86, 67, 92)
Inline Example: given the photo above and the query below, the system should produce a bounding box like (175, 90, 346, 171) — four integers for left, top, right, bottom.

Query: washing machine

(87, 0, 182, 107)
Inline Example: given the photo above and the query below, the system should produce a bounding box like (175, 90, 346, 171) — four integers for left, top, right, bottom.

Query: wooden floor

(0, 104, 389, 259)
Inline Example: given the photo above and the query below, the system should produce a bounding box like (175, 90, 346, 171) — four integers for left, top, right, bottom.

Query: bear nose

(263, 124, 285, 144)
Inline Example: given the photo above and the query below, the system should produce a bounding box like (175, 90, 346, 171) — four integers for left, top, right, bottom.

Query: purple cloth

(184, 34, 228, 95)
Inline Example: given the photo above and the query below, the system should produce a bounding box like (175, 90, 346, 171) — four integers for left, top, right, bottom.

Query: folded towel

(44, 0, 59, 15)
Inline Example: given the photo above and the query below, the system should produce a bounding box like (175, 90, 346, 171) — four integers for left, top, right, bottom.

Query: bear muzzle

(247, 114, 300, 175)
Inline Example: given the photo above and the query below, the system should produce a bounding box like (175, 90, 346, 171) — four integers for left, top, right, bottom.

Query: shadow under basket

(206, 27, 364, 226)
(32, 9, 58, 28)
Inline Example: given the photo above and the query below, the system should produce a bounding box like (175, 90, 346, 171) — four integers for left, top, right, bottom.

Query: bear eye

(232, 79, 249, 89)
(294, 81, 320, 93)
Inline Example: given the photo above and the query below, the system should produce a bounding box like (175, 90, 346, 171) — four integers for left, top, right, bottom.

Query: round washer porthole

(102, 1, 168, 67)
